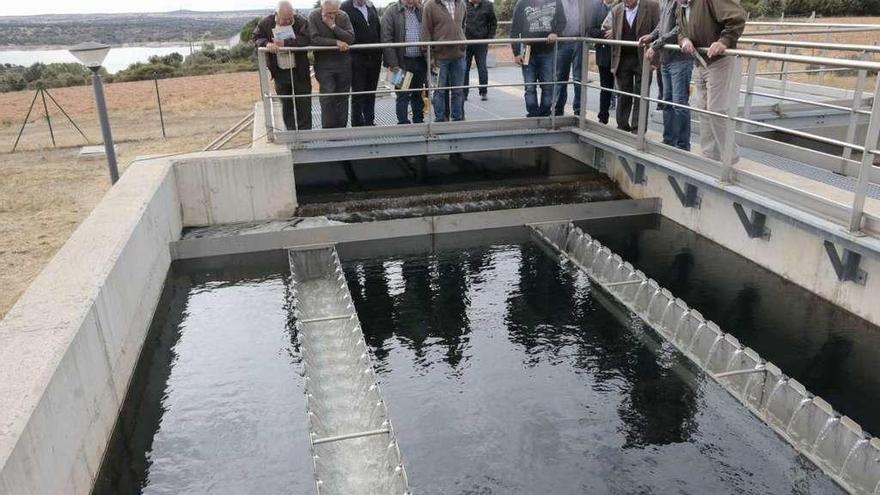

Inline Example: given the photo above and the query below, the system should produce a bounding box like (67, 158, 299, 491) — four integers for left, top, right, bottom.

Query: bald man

(253, 2, 313, 131)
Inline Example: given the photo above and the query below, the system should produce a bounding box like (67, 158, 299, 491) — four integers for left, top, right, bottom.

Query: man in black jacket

(341, 0, 383, 126)
(252, 1, 312, 131)
(463, 0, 497, 101)
(586, 0, 615, 124)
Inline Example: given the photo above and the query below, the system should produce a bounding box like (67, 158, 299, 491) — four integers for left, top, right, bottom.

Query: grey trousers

(694, 56, 738, 163)
(316, 66, 352, 129)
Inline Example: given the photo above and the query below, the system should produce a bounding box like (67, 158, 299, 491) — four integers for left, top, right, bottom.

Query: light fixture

(68, 42, 111, 70)
(68, 42, 119, 184)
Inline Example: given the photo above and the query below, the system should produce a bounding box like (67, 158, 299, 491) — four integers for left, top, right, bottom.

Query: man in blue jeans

(554, 0, 587, 116)
(510, 0, 566, 117)
(641, 0, 693, 149)
(422, 0, 468, 121)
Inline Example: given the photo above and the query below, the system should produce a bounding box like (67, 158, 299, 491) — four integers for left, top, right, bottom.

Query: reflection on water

(0, 45, 198, 73)
(578, 215, 880, 435)
(93, 254, 314, 495)
(344, 243, 842, 494)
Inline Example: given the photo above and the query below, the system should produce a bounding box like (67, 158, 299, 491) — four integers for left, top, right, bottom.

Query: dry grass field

(0, 71, 260, 318)
(1, 17, 879, 319)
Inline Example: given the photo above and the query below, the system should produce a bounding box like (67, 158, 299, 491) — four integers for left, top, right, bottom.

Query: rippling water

(96, 240, 845, 494)
(93, 255, 314, 495)
(577, 214, 880, 436)
(344, 243, 843, 494)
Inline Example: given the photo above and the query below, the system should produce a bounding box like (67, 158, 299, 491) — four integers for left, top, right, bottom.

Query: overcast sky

(4, 0, 396, 16)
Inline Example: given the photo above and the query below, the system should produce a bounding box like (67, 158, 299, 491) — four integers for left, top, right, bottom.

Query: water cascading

(288, 246, 410, 494)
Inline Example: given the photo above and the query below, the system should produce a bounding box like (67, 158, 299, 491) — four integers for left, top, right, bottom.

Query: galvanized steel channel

(530, 222, 880, 495)
(288, 246, 410, 494)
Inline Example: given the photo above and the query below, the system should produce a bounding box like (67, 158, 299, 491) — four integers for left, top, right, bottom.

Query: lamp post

(69, 42, 119, 184)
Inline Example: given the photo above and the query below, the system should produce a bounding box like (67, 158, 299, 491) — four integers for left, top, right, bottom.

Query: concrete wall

(173, 147, 296, 227)
(0, 158, 182, 495)
(601, 151, 880, 327)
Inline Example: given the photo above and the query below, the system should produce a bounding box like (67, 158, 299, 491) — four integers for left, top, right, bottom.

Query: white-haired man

(253, 1, 312, 130)
(309, 0, 356, 128)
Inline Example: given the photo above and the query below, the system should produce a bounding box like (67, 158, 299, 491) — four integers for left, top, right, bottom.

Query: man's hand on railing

(547, 33, 558, 43)
(638, 34, 654, 46)
(680, 37, 695, 55)
(337, 40, 350, 52)
(604, 30, 614, 40)
(266, 42, 280, 54)
(707, 41, 727, 58)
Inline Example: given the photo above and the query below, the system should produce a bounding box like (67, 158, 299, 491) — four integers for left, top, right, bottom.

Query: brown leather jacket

(676, 0, 746, 64)
(421, 0, 467, 60)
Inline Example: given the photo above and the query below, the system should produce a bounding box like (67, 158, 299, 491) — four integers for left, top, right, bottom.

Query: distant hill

(0, 10, 271, 47)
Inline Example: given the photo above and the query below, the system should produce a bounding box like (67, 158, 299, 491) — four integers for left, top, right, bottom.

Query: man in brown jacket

(677, 0, 745, 162)
(421, 0, 467, 121)
(605, 0, 660, 132)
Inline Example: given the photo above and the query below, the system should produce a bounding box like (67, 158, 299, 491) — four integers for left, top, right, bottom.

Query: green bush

(113, 62, 178, 82)
(240, 17, 260, 44)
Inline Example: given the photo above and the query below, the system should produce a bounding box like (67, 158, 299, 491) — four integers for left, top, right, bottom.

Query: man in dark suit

(252, 1, 312, 131)
(341, 0, 383, 126)
(605, 0, 659, 132)
(586, 0, 616, 124)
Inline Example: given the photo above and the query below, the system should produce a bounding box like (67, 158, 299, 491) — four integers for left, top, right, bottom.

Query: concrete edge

(0, 157, 183, 494)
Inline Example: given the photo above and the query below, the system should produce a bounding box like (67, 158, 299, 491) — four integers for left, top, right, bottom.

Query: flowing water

(343, 241, 843, 494)
(93, 253, 314, 495)
(95, 236, 846, 494)
(577, 214, 880, 436)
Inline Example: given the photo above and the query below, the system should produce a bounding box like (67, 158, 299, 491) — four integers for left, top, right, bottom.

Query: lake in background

(0, 43, 225, 73)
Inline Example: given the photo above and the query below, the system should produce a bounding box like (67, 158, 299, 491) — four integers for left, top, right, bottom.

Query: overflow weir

(4, 24, 880, 495)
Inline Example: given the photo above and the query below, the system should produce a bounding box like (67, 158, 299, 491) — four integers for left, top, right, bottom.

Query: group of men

(254, 0, 497, 128)
(589, 0, 745, 161)
(254, 0, 746, 164)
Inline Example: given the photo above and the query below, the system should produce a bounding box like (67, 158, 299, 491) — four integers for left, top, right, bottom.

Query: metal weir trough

(530, 222, 880, 495)
(288, 246, 410, 495)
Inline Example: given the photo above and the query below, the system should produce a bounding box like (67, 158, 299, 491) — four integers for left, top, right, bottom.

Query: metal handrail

(256, 35, 880, 235)
(262, 37, 880, 71)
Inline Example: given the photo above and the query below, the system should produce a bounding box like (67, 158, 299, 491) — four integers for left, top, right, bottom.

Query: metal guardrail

(257, 34, 880, 236)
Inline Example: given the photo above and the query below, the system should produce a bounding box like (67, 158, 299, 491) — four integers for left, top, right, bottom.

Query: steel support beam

(824, 241, 868, 285)
(668, 176, 701, 208)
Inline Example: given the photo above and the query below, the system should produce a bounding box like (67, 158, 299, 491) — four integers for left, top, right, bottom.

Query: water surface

(94, 254, 314, 495)
(344, 242, 842, 494)
(578, 214, 880, 435)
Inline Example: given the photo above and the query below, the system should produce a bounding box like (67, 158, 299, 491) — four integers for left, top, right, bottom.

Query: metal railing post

(257, 50, 274, 142)
(775, 44, 791, 116)
(551, 39, 559, 129)
(741, 57, 758, 133)
(636, 54, 652, 151)
(579, 41, 589, 129)
(426, 44, 434, 137)
(841, 52, 868, 173)
(720, 55, 743, 183)
(848, 73, 880, 233)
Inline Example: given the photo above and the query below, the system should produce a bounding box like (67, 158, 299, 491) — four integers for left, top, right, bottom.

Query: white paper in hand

(273, 25, 296, 69)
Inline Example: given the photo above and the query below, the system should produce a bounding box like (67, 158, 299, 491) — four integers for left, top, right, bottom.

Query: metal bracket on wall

(733, 202, 771, 240)
(823, 241, 868, 285)
(667, 176, 700, 208)
(620, 157, 646, 185)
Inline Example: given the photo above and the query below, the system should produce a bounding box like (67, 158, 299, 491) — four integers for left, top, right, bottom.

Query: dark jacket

(465, 0, 498, 40)
(648, 0, 690, 64)
(340, 0, 383, 63)
(609, 0, 659, 73)
(381, 1, 424, 68)
(509, 0, 566, 56)
(421, 0, 468, 60)
(586, 0, 615, 67)
(252, 12, 311, 79)
(676, 0, 746, 65)
(308, 9, 356, 71)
